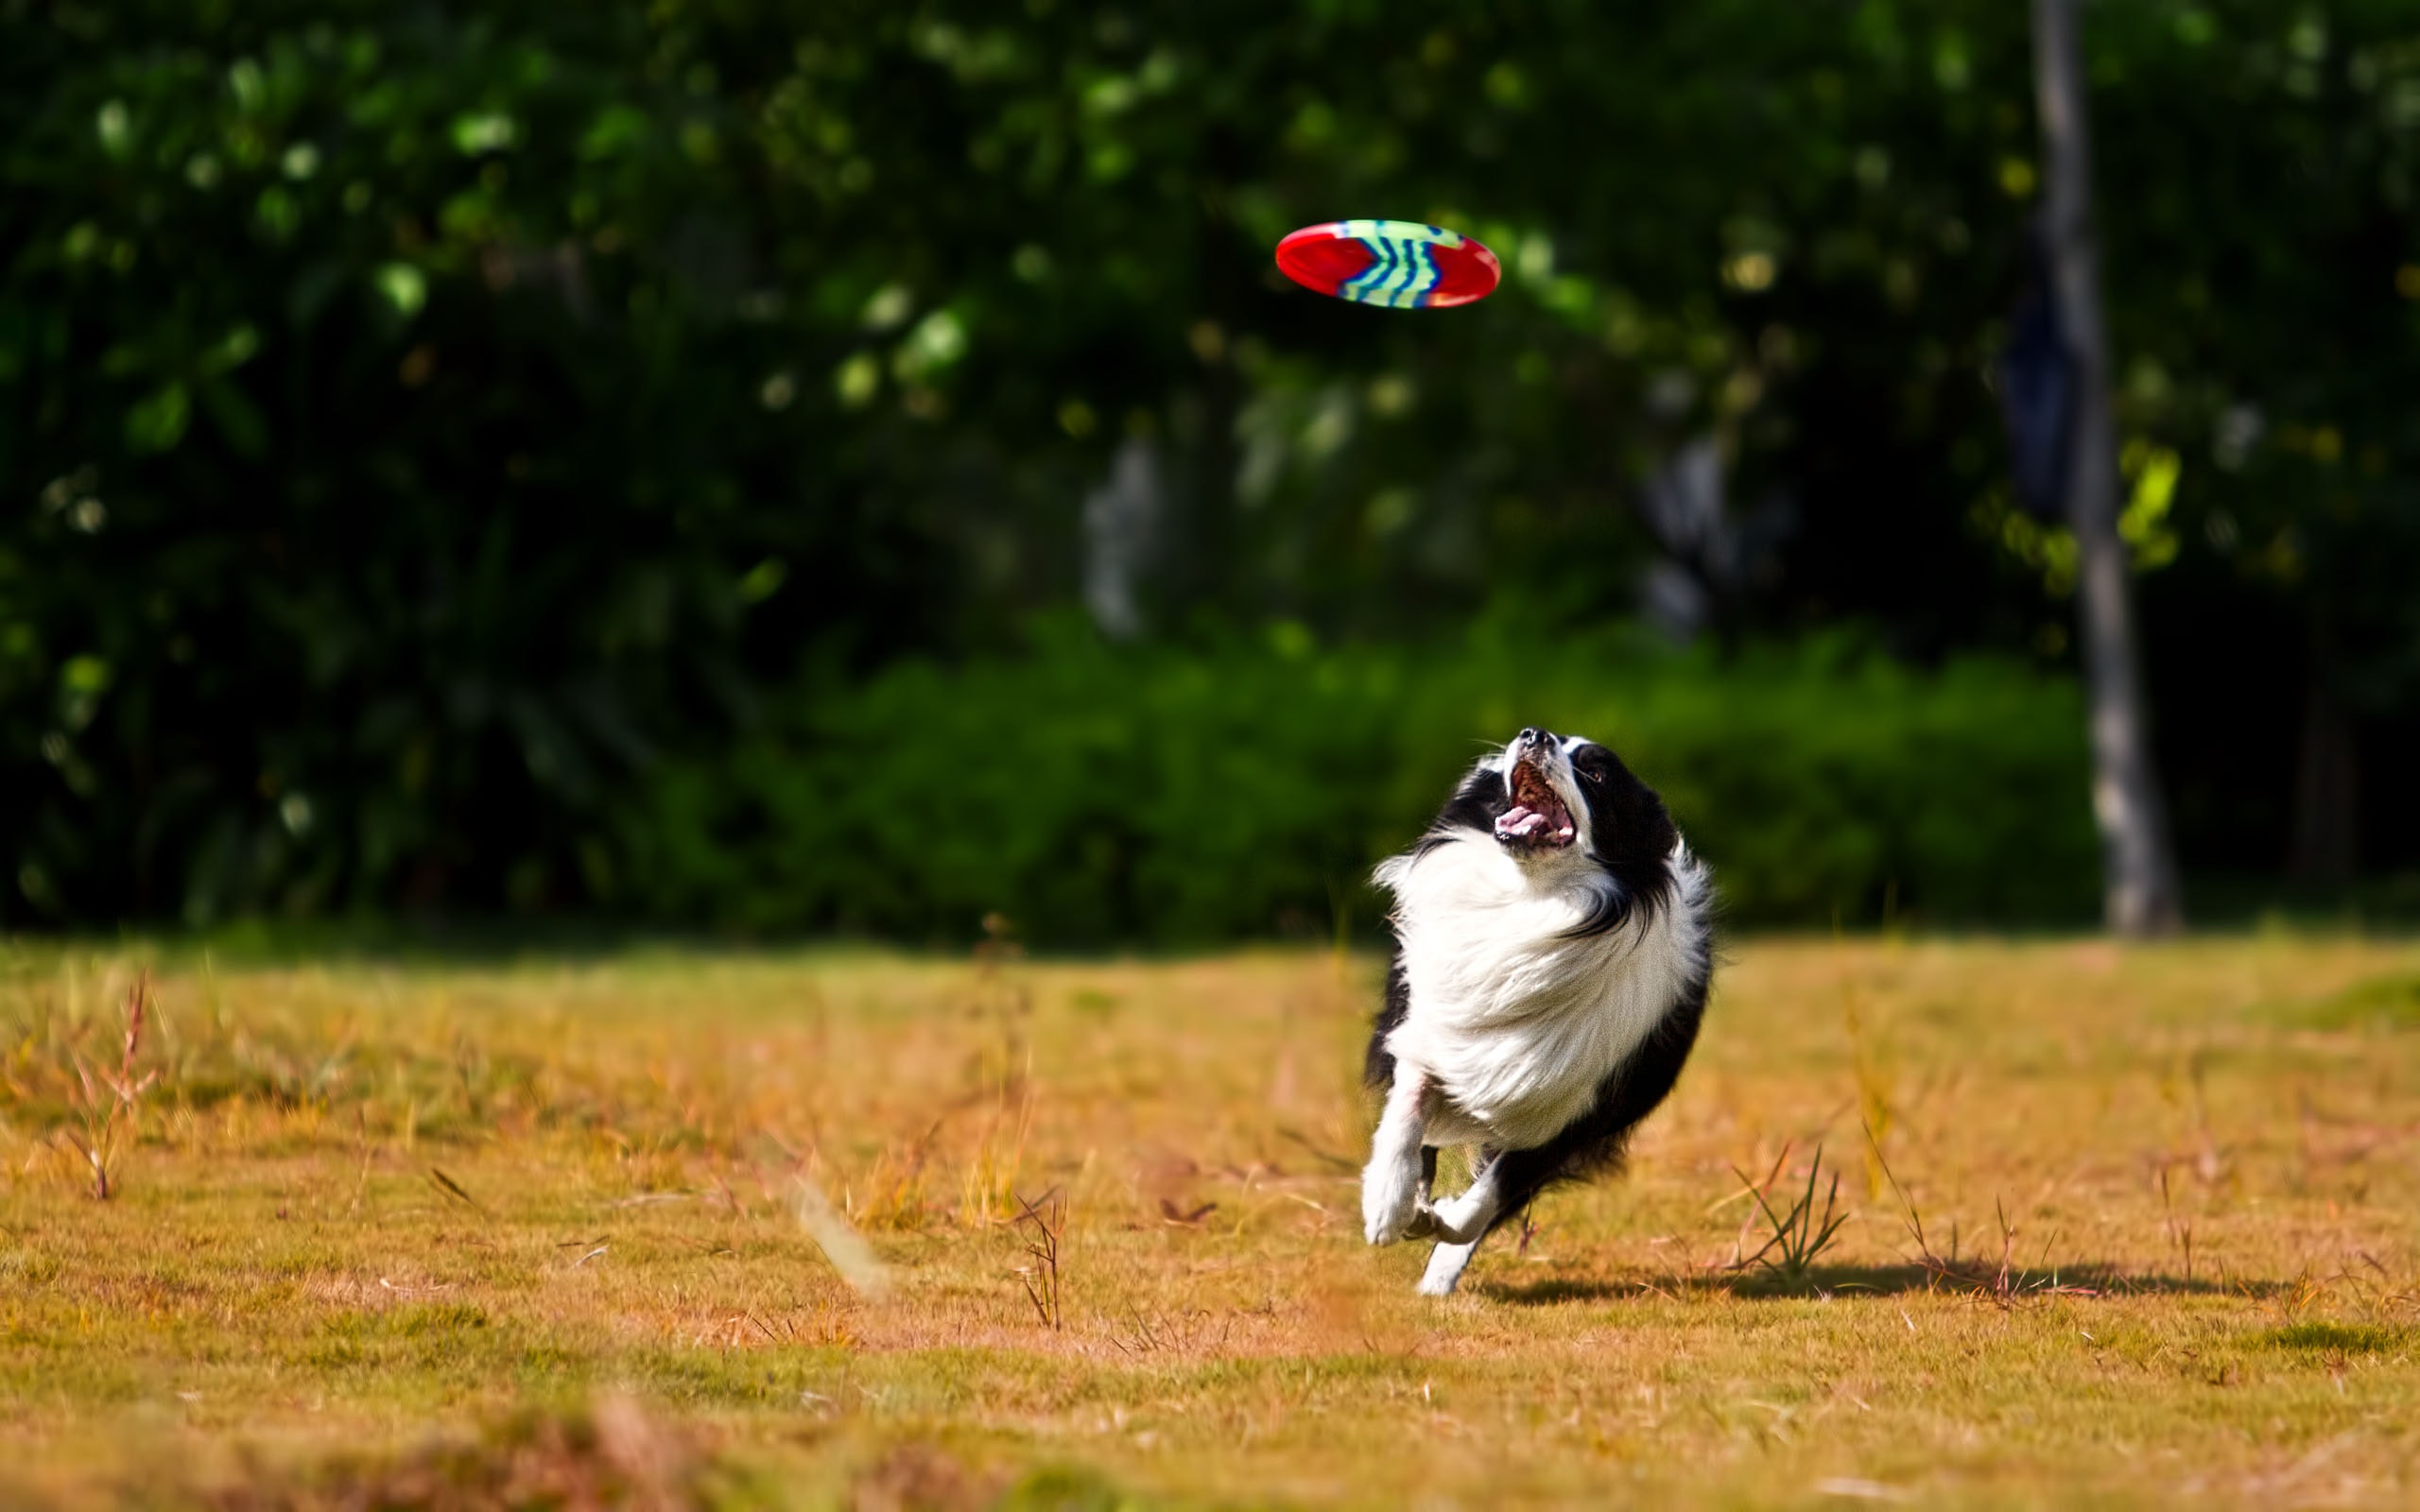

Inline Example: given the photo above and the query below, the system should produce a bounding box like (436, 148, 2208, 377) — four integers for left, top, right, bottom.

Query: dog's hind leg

(1418, 1132, 1606, 1293)
(1417, 1236, 1483, 1296)
(1361, 1071, 1430, 1245)
(1417, 1150, 1503, 1246)
(1409, 1149, 1503, 1295)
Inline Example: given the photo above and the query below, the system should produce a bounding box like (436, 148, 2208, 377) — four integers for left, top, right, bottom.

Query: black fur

(1563, 740, 1681, 937)
(1459, 969, 1708, 1240)
(1364, 954, 1413, 1088)
(1407, 764, 1510, 864)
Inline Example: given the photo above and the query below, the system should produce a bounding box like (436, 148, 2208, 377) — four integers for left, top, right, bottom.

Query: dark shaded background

(5, 0, 2417, 940)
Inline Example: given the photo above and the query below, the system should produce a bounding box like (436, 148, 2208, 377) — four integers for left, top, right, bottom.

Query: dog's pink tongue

(1496, 805, 1548, 839)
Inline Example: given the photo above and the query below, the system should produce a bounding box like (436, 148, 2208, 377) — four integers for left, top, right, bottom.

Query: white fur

(1361, 734, 1713, 1281)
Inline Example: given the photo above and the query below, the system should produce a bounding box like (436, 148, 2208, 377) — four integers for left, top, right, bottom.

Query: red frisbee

(1274, 220, 1501, 309)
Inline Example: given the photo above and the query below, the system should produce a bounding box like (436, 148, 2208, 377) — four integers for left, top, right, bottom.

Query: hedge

(619, 627, 2099, 944)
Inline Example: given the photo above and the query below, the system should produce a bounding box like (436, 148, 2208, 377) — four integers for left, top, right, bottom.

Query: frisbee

(1274, 220, 1501, 310)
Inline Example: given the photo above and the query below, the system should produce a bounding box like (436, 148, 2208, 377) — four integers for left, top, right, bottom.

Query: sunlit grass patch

(2253, 1321, 2407, 1355)
(2280, 970, 2420, 1032)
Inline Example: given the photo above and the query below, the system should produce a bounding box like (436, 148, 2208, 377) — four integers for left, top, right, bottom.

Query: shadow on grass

(1480, 1262, 2247, 1306)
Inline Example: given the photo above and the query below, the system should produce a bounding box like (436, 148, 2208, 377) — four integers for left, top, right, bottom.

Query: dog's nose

(1519, 727, 1546, 747)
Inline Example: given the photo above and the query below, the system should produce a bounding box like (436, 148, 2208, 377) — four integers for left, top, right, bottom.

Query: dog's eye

(1578, 760, 1605, 784)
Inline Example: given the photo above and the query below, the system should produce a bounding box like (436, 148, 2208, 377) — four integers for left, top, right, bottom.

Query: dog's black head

(1429, 728, 1678, 877)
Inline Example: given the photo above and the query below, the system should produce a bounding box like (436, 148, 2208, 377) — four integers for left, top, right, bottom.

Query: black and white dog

(1362, 727, 1714, 1296)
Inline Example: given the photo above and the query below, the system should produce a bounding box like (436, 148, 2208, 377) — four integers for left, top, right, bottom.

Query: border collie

(1362, 727, 1713, 1296)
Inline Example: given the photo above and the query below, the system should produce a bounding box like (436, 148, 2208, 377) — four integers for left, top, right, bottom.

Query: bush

(619, 627, 2100, 945)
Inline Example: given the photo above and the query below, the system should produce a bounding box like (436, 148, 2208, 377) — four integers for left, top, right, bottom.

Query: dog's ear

(1574, 744, 1676, 865)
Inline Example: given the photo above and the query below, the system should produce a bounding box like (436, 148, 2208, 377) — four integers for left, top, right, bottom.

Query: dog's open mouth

(1495, 759, 1577, 849)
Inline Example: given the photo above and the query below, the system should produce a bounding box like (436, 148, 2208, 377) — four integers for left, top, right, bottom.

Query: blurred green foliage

(622, 626, 2096, 943)
(3, 0, 2416, 931)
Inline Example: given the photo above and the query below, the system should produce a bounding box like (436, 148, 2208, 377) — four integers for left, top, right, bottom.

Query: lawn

(4, 934, 2420, 1508)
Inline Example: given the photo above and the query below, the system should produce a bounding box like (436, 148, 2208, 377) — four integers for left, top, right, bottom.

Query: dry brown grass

(3, 934, 2420, 1507)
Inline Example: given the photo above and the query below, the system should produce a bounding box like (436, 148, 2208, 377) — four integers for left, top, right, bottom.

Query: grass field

(5, 934, 2420, 1509)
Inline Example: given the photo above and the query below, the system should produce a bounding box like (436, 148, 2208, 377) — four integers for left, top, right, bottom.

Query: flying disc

(1274, 220, 1500, 310)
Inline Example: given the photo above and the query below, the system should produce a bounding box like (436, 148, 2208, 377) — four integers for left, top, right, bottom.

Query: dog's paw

(1360, 1158, 1421, 1246)
(1416, 1240, 1478, 1297)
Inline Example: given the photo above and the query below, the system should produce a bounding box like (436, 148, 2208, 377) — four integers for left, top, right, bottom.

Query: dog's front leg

(1361, 1070, 1430, 1245)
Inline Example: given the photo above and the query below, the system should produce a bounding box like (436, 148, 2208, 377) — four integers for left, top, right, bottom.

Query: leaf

(124, 383, 190, 454)
(374, 263, 426, 318)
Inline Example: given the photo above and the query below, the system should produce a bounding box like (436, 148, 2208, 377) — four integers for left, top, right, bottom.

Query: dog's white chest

(1377, 836, 1703, 1150)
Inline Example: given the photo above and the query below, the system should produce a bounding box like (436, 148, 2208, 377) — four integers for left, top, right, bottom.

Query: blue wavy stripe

(1342, 235, 1441, 309)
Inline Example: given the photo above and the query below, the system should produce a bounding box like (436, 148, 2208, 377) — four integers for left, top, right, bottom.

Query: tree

(2030, 0, 2184, 935)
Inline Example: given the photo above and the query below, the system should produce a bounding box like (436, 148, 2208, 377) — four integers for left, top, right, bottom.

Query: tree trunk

(2031, 0, 2185, 936)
